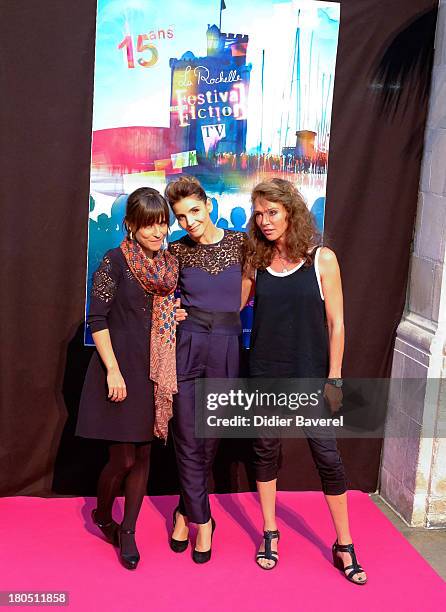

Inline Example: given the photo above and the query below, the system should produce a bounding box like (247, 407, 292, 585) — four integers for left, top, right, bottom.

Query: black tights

(96, 443, 151, 539)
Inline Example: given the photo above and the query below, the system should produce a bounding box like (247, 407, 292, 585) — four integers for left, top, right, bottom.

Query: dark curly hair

(244, 178, 321, 272)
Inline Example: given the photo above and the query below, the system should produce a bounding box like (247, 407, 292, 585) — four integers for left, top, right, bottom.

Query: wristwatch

(326, 378, 343, 388)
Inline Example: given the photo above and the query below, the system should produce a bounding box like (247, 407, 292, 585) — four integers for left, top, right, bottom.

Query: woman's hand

(107, 367, 127, 402)
(91, 329, 126, 402)
(323, 383, 343, 414)
(174, 297, 188, 324)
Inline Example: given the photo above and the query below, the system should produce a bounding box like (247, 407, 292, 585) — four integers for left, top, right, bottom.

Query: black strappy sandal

(91, 508, 119, 546)
(332, 540, 367, 585)
(170, 506, 189, 553)
(256, 530, 280, 570)
(118, 527, 140, 570)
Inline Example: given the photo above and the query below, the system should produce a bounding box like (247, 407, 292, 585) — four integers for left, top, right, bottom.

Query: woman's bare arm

(318, 248, 344, 378)
(241, 275, 255, 310)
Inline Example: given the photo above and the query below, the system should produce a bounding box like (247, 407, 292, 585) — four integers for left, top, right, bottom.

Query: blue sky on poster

(93, 0, 340, 152)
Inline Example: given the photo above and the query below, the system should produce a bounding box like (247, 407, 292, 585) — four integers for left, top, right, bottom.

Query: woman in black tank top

(242, 178, 367, 585)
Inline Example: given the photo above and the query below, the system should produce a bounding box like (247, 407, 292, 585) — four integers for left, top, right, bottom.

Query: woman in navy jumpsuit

(166, 176, 245, 563)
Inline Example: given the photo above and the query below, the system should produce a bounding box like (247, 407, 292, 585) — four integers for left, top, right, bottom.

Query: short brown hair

(124, 187, 170, 234)
(245, 178, 320, 272)
(164, 175, 207, 207)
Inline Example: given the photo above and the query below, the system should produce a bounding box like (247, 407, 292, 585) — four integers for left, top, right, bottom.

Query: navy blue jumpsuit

(169, 230, 245, 523)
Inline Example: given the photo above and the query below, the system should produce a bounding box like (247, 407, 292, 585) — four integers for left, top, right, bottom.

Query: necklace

(274, 250, 290, 273)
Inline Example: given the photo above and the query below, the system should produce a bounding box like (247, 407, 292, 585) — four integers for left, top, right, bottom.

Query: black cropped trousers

(253, 434, 347, 495)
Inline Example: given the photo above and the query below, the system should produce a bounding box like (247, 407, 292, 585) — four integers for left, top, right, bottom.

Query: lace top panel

(91, 255, 117, 303)
(169, 230, 246, 275)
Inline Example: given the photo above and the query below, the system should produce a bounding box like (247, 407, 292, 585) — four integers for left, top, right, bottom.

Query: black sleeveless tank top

(249, 251, 328, 378)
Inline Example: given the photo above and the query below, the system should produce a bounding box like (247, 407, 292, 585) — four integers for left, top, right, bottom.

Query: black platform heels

(170, 506, 189, 553)
(118, 527, 140, 570)
(192, 517, 216, 564)
(332, 540, 367, 585)
(91, 509, 119, 546)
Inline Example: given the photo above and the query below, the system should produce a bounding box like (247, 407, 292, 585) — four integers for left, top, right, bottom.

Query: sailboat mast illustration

(278, 9, 302, 160)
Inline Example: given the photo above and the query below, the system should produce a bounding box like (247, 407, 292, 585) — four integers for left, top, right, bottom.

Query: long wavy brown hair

(245, 178, 321, 272)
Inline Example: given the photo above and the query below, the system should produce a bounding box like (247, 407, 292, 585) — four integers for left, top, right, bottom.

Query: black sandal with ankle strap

(332, 540, 367, 585)
(256, 530, 280, 570)
(118, 527, 140, 570)
(91, 508, 119, 546)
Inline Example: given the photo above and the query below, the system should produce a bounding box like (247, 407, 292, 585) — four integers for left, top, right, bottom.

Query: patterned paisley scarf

(120, 237, 179, 441)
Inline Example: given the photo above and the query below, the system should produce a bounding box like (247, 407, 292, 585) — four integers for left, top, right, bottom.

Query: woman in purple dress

(76, 187, 178, 570)
(165, 176, 246, 564)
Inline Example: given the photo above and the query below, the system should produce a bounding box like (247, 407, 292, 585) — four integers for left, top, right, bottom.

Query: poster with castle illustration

(86, 0, 340, 345)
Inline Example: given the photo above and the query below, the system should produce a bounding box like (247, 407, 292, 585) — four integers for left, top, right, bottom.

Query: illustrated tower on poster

(169, 25, 252, 160)
(295, 130, 316, 158)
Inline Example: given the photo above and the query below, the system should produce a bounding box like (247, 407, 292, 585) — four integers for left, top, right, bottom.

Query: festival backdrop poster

(85, 0, 340, 345)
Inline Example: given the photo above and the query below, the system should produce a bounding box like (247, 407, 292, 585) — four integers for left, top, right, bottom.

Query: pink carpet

(1, 492, 444, 611)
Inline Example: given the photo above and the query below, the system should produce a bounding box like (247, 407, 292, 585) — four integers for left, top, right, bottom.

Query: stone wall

(380, 1, 446, 527)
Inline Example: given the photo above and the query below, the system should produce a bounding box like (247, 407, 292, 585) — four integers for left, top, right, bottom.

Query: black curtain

(0, 0, 437, 496)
